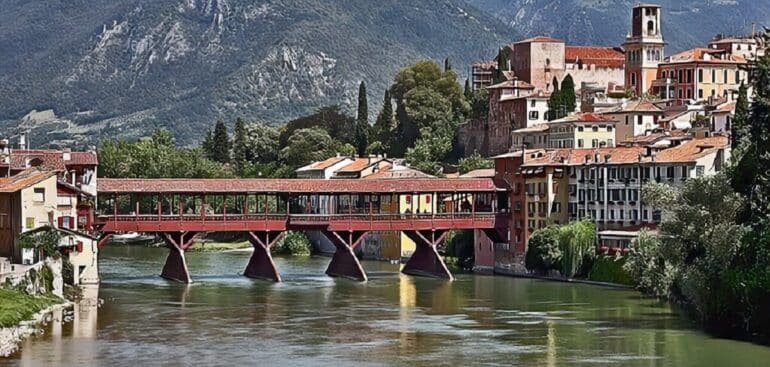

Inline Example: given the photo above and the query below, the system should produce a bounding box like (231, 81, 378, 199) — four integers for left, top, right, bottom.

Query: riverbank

(493, 267, 633, 289)
(0, 289, 70, 357)
(186, 241, 251, 252)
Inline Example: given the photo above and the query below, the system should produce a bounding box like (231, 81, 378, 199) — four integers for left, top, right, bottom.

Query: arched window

(546, 58, 551, 66)
(647, 21, 655, 35)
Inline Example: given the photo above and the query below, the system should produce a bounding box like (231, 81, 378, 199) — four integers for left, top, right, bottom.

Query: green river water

(4, 245, 770, 366)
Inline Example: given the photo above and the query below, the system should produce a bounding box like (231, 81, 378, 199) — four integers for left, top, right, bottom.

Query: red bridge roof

(98, 178, 504, 194)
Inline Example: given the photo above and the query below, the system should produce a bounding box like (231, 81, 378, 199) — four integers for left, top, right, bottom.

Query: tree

(211, 120, 230, 163)
(274, 231, 311, 255)
(493, 48, 509, 83)
(557, 220, 595, 278)
(389, 60, 468, 157)
(232, 118, 247, 176)
(525, 226, 562, 275)
(468, 89, 489, 119)
(625, 229, 676, 298)
(464, 79, 472, 100)
(731, 82, 750, 151)
(244, 122, 280, 164)
(560, 74, 576, 114)
(444, 57, 452, 72)
(458, 152, 493, 174)
(355, 81, 369, 157)
(278, 105, 356, 147)
(280, 127, 336, 170)
(372, 89, 394, 149)
(547, 80, 561, 121)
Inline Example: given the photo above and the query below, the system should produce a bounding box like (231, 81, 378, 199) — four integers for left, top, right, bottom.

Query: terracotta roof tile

(565, 46, 625, 68)
(654, 136, 729, 163)
(522, 147, 647, 167)
(552, 112, 617, 124)
(297, 156, 348, 171)
(0, 169, 57, 193)
(98, 178, 502, 194)
(666, 48, 747, 65)
(459, 169, 495, 178)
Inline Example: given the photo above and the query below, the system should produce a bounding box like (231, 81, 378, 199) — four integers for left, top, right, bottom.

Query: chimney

(19, 133, 26, 150)
(63, 147, 71, 161)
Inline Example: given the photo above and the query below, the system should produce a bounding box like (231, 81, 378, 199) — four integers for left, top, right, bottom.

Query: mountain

(466, 0, 770, 52)
(0, 0, 512, 146)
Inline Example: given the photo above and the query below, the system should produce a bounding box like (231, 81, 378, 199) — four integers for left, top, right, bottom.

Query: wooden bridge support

(160, 232, 197, 283)
(244, 231, 285, 282)
(322, 231, 368, 281)
(402, 230, 453, 280)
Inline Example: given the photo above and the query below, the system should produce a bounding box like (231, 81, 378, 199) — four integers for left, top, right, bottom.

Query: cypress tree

(732, 83, 750, 151)
(212, 119, 230, 163)
(232, 117, 247, 175)
(373, 89, 394, 147)
(355, 81, 369, 157)
(464, 79, 472, 100)
(494, 48, 509, 83)
(560, 74, 577, 115)
(444, 57, 452, 72)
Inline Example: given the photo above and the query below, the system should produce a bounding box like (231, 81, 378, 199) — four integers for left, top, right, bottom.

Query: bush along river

(4, 245, 770, 366)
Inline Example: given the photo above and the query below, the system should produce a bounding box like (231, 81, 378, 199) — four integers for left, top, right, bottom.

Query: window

(607, 126, 613, 132)
(577, 139, 584, 148)
(631, 72, 637, 86)
(578, 126, 584, 132)
(712, 69, 716, 83)
(698, 69, 704, 82)
(26, 217, 35, 229)
(592, 139, 599, 148)
(531, 99, 536, 107)
(724, 70, 728, 84)
(687, 69, 692, 83)
(625, 116, 630, 125)
(32, 188, 45, 203)
(607, 139, 614, 147)
(736, 70, 741, 84)
(592, 126, 599, 132)
(681, 165, 688, 178)
(529, 111, 539, 120)
(637, 115, 643, 125)
(698, 89, 703, 99)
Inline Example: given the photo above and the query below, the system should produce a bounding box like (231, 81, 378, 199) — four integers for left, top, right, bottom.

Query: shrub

(624, 229, 676, 298)
(525, 226, 562, 274)
(588, 255, 634, 285)
(274, 231, 311, 256)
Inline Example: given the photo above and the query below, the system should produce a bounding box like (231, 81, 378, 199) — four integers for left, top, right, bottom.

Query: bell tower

(624, 4, 665, 96)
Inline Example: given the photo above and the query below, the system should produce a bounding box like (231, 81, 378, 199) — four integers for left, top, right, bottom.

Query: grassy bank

(0, 289, 61, 328)
(187, 241, 251, 252)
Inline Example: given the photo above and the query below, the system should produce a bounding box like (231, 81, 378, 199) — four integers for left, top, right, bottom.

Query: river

(4, 245, 770, 366)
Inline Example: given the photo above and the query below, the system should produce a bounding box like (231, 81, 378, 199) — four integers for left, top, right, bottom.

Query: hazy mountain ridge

(467, 0, 770, 51)
(0, 0, 512, 146)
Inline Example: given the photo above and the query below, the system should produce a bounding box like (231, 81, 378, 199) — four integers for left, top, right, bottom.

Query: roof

(487, 79, 536, 90)
(713, 101, 737, 114)
(619, 129, 688, 146)
(515, 36, 563, 44)
(459, 169, 495, 178)
(296, 156, 348, 172)
(665, 48, 747, 65)
(0, 169, 57, 193)
(551, 112, 617, 124)
(0, 149, 97, 171)
(521, 147, 647, 167)
(604, 99, 664, 114)
(565, 46, 625, 68)
(654, 136, 729, 163)
(336, 158, 389, 173)
(97, 178, 501, 194)
(709, 37, 757, 45)
(513, 124, 550, 134)
(634, 3, 661, 8)
(362, 165, 435, 180)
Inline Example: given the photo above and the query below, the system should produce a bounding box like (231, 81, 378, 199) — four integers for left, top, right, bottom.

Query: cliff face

(468, 0, 770, 52)
(0, 0, 512, 145)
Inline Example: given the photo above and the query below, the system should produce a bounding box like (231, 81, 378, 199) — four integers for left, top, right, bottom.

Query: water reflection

(5, 246, 770, 367)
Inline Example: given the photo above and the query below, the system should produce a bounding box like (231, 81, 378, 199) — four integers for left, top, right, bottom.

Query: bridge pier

(402, 230, 453, 280)
(244, 231, 284, 282)
(322, 231, 368, 281)
(160, 232, 197, 283)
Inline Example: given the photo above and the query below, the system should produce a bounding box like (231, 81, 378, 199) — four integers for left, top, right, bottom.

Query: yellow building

(548, 113, 619, 149)
(520, 161, 569, 235)
(654, 48, 748, 102)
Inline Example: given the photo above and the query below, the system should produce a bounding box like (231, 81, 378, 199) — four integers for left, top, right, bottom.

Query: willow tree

(558, 220, 596, 278)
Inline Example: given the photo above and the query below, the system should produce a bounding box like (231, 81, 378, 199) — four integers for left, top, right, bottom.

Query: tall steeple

(624, 4, 666, 96)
